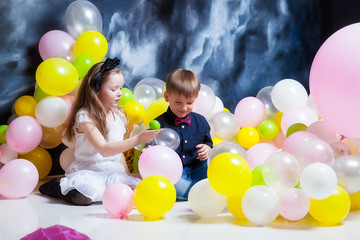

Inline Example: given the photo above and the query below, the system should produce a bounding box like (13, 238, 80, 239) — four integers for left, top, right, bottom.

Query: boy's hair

(165, 69, 200, 98)
(65, 61, 123, 141)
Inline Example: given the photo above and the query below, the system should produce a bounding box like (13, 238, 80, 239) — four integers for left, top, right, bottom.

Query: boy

(151, 68, 213, 200)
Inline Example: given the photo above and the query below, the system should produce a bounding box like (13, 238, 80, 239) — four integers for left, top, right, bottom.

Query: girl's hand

(136, 129, 162, 145)
(196, 144, 212, 161)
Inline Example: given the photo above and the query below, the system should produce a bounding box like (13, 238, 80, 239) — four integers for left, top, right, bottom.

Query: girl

(39, 57, 160, 205)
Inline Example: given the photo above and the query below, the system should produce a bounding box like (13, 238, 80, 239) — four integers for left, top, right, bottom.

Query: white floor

(1, 178, 360, 240)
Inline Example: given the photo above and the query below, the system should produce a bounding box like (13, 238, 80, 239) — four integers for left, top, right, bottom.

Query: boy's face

(164, 91, 196, 118)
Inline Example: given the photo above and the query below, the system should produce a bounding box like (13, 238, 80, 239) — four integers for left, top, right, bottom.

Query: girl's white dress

(60, 109, 140, 202)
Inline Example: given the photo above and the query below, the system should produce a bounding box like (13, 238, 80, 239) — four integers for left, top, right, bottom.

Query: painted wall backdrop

(1, 0, 360, 173)
(0, 0, 324, 124)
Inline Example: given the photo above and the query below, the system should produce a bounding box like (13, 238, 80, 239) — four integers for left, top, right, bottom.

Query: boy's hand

(196, 144, 211, 161)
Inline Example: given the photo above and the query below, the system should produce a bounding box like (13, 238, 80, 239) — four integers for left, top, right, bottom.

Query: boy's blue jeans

(174, 160, 208, 201)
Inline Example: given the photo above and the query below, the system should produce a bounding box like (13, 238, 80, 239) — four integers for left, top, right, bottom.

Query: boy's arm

(202, 121, 213, 148)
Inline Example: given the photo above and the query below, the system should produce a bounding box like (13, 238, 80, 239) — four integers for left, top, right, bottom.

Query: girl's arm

(79, 121, 161, 157)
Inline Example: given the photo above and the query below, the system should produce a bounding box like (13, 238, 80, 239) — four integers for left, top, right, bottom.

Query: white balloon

(134, 78, 165, 100)
(0, 144, 18, 164)
(300, 163, 337, 200)
(333, 155, 360, 194)
(35, 97, 68, 128)
(263, 151, 301, 193)
(65, 0, 103, 38)
(256, 86, 278, 119)
(207, 96, 224, 119)
(154, 128, 180, 150)
(242, 186, 279, 225)
(271, 79, 308, 113)
(208, 141, 247, 165)
(59, 147, 76, 171)
(209, 111, 240, 140)
(193, 84, 216, 117)
(188, 179, 227, 218)
(133, 84, 156, 109)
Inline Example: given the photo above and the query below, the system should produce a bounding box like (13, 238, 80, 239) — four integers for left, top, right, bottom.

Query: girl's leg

(63, 189, 92, 206)
(39, 177, 64, 199)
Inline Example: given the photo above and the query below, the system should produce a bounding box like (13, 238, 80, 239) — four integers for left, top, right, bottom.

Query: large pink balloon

(0, 159, 39, 199)
(38, 30, 75, 60)
(234, 97, 265, 127)
(102, 183, 134, 218)
(6, 116, 42, 153)
(310, 23, 360, 138)
(139, 145, 183, 184)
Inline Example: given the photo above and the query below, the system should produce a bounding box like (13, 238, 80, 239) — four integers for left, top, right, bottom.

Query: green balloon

(73, 55, 95, 79)
(0, 125, 8, 144)
(118, 88, 134, 105)
(34, 87, 50, 102)
(286, 123, 308, 137)
(149, 120, 161, 130)
(258, 120, 279, 140)
(251, 165, 267, 186)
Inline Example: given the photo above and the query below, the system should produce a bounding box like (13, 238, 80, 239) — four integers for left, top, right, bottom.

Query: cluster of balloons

(185, 23, 360, 227)
(0, 0, 106, 197)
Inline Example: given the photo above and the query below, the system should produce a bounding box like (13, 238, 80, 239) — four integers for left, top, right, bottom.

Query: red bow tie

(175, 115, 191, 126)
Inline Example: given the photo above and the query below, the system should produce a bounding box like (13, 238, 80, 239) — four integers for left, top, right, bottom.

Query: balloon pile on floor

(2, 0, 360, 227)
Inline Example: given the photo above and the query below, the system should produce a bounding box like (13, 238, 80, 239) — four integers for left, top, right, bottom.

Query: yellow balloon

(227, 195, 247, 220)
(208, 152, 252, 196)
(134, 176, 176, 219)
(40, 125, 65, 149)
(309, 185, 350, 225)
(237, 127, 260, 149)
(73, 31, 108, 63)
(14, 95, 37, 117)
(21, 147, 52, 179)
(212, 137, 223, 146)
(124, 101, 145, 124)
(143, 98, 169, 125)
(349, 191, 360, 210)
(273, 111, 283, 130)
(223, 108, 230, 112)
(36, 58, 79, 96)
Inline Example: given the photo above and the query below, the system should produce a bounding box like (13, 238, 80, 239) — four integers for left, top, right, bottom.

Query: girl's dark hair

(65, 61, 122, 141)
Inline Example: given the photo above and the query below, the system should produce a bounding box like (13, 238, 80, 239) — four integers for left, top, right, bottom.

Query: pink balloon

(6, 116, 42, 153)
(306, 121, 338, 145)
(282, 131, 319, 156)
(278, 188, 310, 221)
(234, 97, 265, 127)
(310, 23, 360, 138)
(0, 159, 39, 199)
(102, 183, 134, 218)
(38, 30, 75, 60)
(281, 105, 319, 135)
(139, 145, 183, 184)
(246, 143, 279, 169)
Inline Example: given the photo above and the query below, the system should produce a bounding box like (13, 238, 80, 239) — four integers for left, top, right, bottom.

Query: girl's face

(164, 91, 196, 118)
(97, 73, 124, 110)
